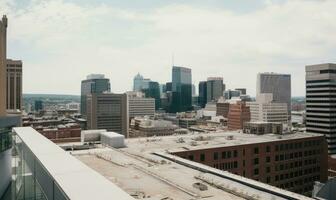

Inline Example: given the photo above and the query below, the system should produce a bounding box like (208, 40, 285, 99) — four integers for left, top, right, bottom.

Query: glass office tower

(198, 81, 207, 108)
(142, 81, 161, 110)
(170, 66, 192, 113)
(80, 74, 110, 118)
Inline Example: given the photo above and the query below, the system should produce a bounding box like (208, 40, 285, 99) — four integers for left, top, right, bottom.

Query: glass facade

(170, 66, 192, 113)
(12, 134, 68, 200)
(0, 128, 11, 153)
(142, 81, 161, 110)
(80, 78, 111, 117)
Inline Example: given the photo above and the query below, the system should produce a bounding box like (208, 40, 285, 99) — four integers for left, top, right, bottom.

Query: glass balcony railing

(0, 128, 12, 153)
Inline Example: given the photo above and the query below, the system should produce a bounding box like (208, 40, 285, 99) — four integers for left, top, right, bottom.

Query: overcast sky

(1, 0, 336, 96)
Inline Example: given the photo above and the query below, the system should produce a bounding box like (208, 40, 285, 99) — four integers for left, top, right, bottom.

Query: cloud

(1, 0, 336, 96)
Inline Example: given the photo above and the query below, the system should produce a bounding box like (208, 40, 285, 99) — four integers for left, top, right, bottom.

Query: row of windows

(275, 166, 320, 182)
(275, 161, 303, 171)
(214, 161, 238, 170)
(306, 79, 334, 83)
(274, 141, 312, 151)
(306, 115, 335, 119)
(306, 95, 336, 98)
(306, 84, 336, 88)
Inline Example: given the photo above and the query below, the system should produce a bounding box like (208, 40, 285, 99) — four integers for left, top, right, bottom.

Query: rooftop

(65, 130, 319, 200)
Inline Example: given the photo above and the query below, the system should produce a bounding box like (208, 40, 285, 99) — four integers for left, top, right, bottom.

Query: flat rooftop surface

(124, 130, 322, 153)
(69, 130, 316, 200)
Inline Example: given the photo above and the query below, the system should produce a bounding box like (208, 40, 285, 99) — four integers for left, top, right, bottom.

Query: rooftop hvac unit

(101, 132, 125, 148)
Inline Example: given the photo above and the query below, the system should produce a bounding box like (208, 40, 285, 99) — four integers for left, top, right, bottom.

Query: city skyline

(1, 0, 336, 96)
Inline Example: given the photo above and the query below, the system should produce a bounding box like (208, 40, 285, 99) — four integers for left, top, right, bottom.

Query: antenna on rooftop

(172, 52, 175, 67)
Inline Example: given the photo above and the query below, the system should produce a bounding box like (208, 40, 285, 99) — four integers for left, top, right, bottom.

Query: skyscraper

(86, 93, 129, 137)
(206, 77, 224, 103)
(257, 73, 291, 114)
(306, 63, 336, 154)
(198, 81, 207, 108)
(170, 66, 192, 112)
(133, 73, 144, 91)
(133, 73, 150, 92)
(80, 74, 110, 118)
(6, 59, 22, 111)
(0, 15, 7, 116)
(142, 81, 161, 110)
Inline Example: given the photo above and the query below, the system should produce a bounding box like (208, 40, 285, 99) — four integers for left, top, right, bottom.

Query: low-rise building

(130, 117, 178, 137)
(243, 122, 283, 135)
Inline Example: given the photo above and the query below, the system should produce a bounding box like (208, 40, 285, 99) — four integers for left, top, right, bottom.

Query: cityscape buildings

(257, 73, 291, 115)
(1, 9, 335, 199)
(80, 74, 110, 118)
(133, 73, 150, 91)
(206, 77, 224, 103)
(305, 63, 336, 154)
(0, 15, 22, 198)
(142, 81, 161, 110)
(86, 93, 129, 137)
(170, 66, 192, 112)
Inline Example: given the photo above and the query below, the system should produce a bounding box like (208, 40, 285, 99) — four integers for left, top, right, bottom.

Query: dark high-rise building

(80, 74, 110, 118)
(306, 63, 336, 154)
(206, 77, 224, 103)
(34, 100, 43, 111)
(170, 66, 192, 113)
(142, 81, 161, 110)
(257, 73, 291, 115)
(198, 81, 207, 108)
(86, 93, 128, 137)
(166, 82, 172, 92)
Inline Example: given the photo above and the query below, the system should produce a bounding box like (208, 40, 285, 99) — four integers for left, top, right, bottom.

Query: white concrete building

(127, 92, 155, 119)
(247, 94, 288, 125)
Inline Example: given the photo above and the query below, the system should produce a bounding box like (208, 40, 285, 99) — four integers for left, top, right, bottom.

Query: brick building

(216, 102, 229, 118)
(172, 132, 328, 196)
(35, 123, 81, 143)
(227, 101, 250, 130)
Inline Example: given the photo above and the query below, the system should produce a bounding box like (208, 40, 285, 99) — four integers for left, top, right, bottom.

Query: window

(254, 168, 259, 175)
(200, 154, 205, 162)
(254, 158, 259, 165)
(266, 166, 271, 173)
(266, 156, 271, 163)
(266, 177, 271, 183)
(234, 161, 238, 168)
(214, 152, 218, 160)
(266, 146, 271, 152)
(222, 152, 227, 159)
(234, 150, 238, 157)
(228, 151, 232, 158)
(188, 155, 194, 160)
(275, 155, 279, 161)
(254, 147, 259, 154)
